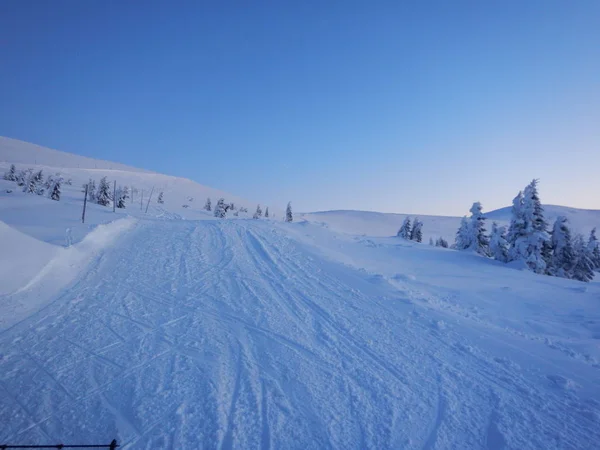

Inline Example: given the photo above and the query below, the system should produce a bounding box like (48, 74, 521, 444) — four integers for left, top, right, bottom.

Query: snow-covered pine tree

(507, 191, 525, 262)
(587, 228, 600, 270)
(455, 216, 470, 250)
(410, 218, 423, 243)
(429, 237, 434, 246)
(33, 170, 44, 195)
(97, 177, 111, 206)
(230, 202, 235, 211)
(397, 217, 411, 239)
(116, 186, 128, 208)
(204, 198, 212, 211)
(16, 169, 29, 186)
(488, 222, 508, 262)
(265, 207, 269, 218)
(285, 202, 293, 222)
(518, 179, 550, 274)
(436, 237, 449, 248)
(572, 234, 595, 282)
(24, 169, 39, 194)
(3, 164, 17, 181)
(253, 204, 262, 219)
(467, 202, 489, 256)
(85, 179, 97, 202)
(44, 174, 54, 190)
(549, 216, 575, 278)
(214, 198, 227, 218)
(157, 192, 164, 204)
(50, 178, 61, 201)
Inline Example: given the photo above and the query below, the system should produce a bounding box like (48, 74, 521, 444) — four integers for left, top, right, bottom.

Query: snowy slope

(1, 218, 599, 449)
(0, 136, 151, 172)
(1, 138, 600, 449)
(302, 210, 463, 242)
(0, 137, 281, 246)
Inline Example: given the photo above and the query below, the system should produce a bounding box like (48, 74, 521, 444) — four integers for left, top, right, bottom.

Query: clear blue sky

(1, 1, 599, 215)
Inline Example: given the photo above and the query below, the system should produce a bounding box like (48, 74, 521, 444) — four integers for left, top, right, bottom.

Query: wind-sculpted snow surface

(1, 219, 599, 449)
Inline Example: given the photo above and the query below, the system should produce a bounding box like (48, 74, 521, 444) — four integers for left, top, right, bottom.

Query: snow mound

(0, 220, 59, 295)
(0, 217, 136, 330)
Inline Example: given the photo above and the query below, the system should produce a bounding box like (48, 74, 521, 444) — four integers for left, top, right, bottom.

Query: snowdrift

(0, 217, 136, 330)
(0, 220, 59, 296)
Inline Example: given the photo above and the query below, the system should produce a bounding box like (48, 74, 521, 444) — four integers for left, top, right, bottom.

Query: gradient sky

(1, 1, 599, 215)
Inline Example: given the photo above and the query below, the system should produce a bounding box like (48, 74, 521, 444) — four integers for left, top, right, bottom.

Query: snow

(0, 220, 58, 296)
(1, 137, 600, 449)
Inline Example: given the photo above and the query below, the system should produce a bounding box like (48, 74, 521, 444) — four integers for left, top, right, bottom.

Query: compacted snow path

(1, 219, 598, 449)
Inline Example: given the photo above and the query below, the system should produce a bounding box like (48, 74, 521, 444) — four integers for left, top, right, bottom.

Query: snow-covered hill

(1, 138, 599, 449)
(303, 204, 600, 243)
(0, 136, 152, 173)
(0, 137, 275, 225)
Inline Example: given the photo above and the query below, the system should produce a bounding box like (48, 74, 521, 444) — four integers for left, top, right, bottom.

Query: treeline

(82, 177, 130, 209)
(3, 164, 71, 201)
(455, 179, 600, 282)
(205, 197, 293, 222)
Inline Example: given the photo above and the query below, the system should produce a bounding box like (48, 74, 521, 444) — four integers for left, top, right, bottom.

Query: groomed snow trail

(1, 220, 598, 449)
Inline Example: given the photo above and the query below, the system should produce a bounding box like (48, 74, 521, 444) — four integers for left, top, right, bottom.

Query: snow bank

(0, 217, 136, 330)
(0, 220, 60, 295)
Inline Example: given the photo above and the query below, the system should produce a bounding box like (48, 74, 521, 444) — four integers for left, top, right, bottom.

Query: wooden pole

(145, 187, 154, 214)
(82, 184, 88, 223)
(113, 181, 117, 212)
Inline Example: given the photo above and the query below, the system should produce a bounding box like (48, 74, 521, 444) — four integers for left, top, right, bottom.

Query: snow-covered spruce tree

(397, 217, 411, 239)
(455, 216, 470, 250)
(50, 178, 61, 201)
(44, 174, 54, 190)
(429, 237, 434, 246)
(572, 234, 595, 282)
(265, 207, 269, 218)
(157, 192, 164, 204)
(468, 202, 489, 256)
(229, 202, 235, 211)
(24, 169, 39, 194)
(116, 186, 128, 209)
(285, 202, 293, 222)
(16, 169, 29, 186)
(436, 237, 449, 248)
(488, 222, 508, 262)
(96, 177, 111, 206)
(507, 191, 526, 262)
(85, 179, 97, 202)
(549, 216, 575, 279)
(204, 197, 212, 211)
(33, 170, 44, 195)
(518, 179, 550, 274)
(3, 164, 17, 181)
(588, 228, 600, 270)
(214, 198, 227, 218)
(410, 218, 423, 243)
(253, 204, 262, 219)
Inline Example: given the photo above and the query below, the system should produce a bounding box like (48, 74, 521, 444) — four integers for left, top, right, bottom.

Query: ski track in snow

(1, 219, 599, 449)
